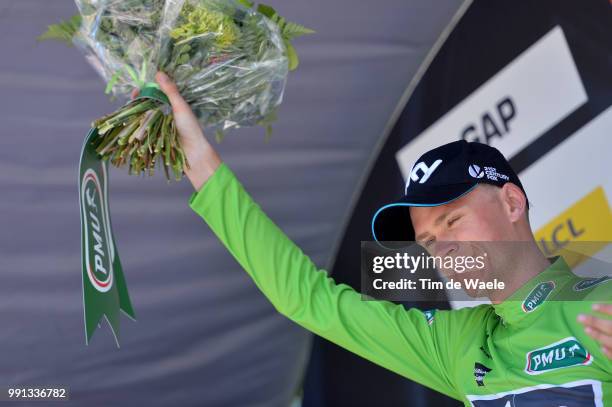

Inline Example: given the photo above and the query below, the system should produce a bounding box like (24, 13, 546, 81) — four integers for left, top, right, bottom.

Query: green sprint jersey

(189, 162, 612, 406)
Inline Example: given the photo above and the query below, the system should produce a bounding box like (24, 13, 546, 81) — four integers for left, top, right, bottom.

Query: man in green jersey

(153, 72, 612, 406)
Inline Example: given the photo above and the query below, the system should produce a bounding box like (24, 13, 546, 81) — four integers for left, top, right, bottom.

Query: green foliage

(236, 0, 254, 8)
(256, 4, 315, 41)
(233, 2, 314, 70)
(38, 15, 82, 46)
(254, 4, 314, 70)
(170, 3, 240, 48)
(285, 41, 298, 70)
(215, 129, 227, 143)
(41, 0, 315, 155)
(257, 108, 278, 142)
(280, 20, 316, 41)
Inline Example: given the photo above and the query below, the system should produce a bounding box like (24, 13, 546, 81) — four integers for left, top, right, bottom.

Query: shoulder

(556, 274, 611, 303)
(553, 274, 611, 318)
(573, 275, 611, 300)
(430, 304, 497, 332)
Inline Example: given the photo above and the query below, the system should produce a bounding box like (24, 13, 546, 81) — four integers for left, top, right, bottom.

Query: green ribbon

(79, 128, 136, 347)
(105, 61, 170, 106)
(78, 63, 167, 347)
(136, 83, 170, 105)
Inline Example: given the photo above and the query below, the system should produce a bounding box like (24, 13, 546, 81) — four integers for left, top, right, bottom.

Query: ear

(500, 182, 527, 223)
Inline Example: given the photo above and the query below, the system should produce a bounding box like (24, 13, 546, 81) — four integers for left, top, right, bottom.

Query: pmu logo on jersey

(574, 276, 611, 291)
(521, 281, 555, 313)
(81, 168, 114, 293)
(525, 337, 592, 375)
(405, 159, 443, 192)
(473, 362, 492, 386)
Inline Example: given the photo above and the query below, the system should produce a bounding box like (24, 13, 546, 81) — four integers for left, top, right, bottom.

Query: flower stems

(93, 99, 186, 182)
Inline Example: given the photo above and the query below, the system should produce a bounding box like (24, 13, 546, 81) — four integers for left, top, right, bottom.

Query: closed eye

(424, 237, 435, 248)
(447, 215, 461, 227)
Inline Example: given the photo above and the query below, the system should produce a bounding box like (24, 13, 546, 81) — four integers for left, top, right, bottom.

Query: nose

(434, 241, 459, 258)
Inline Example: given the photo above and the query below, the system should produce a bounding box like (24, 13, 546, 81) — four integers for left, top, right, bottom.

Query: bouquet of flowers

(41, 0, 313, 181)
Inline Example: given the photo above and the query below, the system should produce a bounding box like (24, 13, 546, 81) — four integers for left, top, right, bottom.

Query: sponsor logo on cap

(483, 166, 510, 182)
(469, 164, 509, 182)
(405, 159, 443, 193)
(469, 164, 485, 179)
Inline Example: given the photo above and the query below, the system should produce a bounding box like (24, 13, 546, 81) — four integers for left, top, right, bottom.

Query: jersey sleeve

(188, 162, 462, 400)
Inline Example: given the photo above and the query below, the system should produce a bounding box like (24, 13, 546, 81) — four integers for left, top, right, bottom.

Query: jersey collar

(492, 256, 573, 326)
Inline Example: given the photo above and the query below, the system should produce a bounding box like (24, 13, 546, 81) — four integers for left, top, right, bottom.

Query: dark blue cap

(371, 140, 528, 242)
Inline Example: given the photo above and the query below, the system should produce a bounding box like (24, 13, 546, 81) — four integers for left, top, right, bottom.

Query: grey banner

(361, 241, 612, 302)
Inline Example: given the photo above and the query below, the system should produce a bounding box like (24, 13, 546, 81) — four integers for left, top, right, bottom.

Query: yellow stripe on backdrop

(535, 186, 612, 268)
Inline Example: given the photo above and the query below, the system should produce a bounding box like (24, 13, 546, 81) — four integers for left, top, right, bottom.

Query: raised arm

(156, 71, 463, 401)
(189, 161, 460, 400)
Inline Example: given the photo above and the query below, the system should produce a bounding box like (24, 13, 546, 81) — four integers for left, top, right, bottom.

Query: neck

(488, 241, 551, 304)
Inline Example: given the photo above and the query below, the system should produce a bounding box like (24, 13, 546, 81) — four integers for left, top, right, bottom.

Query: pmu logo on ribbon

(82, 169, 114, 293)
(525, 337, 592, 375)
(79, 128, 136, 347)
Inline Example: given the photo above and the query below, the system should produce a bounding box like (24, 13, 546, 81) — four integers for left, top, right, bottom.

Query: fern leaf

(38, 15, 82, 46)
(281, 21, 315, 41)
(257, 4, 314, 41)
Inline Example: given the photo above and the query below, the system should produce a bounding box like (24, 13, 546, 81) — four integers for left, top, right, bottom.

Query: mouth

(448, 264, 487, 281)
